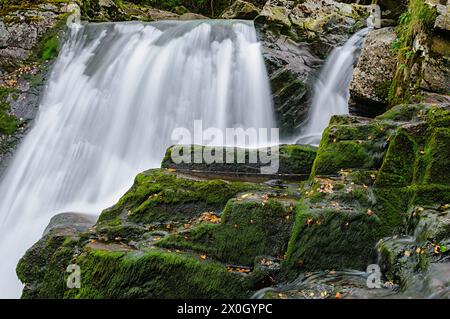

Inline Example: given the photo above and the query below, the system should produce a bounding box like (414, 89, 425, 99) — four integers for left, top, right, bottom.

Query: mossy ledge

(284, 103, 450, 276)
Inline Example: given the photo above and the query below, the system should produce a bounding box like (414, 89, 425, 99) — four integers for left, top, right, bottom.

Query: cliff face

(350, 0, 450, 114)
(3, 0, 450, 299)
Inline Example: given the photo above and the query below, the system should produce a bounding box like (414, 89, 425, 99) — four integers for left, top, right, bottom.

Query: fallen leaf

(199, 212, 221, 224)
(335, 292, 343, 299)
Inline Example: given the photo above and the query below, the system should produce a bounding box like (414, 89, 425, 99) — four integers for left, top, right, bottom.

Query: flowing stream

(0, 20, 275, 298)
(296, 28, 368, 146)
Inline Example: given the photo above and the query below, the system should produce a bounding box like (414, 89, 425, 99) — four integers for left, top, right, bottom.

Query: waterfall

(0, 20, 275, 298)
(296, 28, 369, 146)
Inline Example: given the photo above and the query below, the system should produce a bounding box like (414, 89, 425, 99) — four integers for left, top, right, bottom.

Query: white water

(0, 20, 275, 298)
(296, 28, 368, 146)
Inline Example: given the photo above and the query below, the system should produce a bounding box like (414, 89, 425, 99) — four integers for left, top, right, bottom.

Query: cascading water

(295, 28, 369, 146)
(0, 20, 275, 298)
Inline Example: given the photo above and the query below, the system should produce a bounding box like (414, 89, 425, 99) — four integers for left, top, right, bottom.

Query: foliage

(388, 0, 437, 106)
(0, 87, 19, 135)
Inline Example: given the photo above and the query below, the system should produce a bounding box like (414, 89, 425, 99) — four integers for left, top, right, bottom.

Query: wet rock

(349, 27, 397, 115)
(386, 0, 450, 106)
(221, 0, 260, 19)
(431, 1, 450, 33)
(42, 212, 97, 237)
(285, 103, 450, 273)
(161, 144, 317, 177)
(0, 10, 60, 70)
(256, 0, 371, 135)
(259, 31, 321, 135)
(17, 168, 299, 298)
(80, 0, 128, 21)
(377, 205, 450, 298)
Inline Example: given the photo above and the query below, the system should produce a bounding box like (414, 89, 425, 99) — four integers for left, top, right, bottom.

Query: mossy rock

(311, 118, 392, 177)
(375, 103, 429, 122)
(285, 201, 382, 273)
(17, 233, 79, 299)
(97, 169, 257, 230)
(0, 86, 20, 135)
(18, 238, 263, 298)
(159, 197, 296, 266)
(374, 128, 417, 187)
(377, 205, 450, 290)
(162, 144, 317, 176)
(422, 128, 450, 185)
(64, 247, 253, 298)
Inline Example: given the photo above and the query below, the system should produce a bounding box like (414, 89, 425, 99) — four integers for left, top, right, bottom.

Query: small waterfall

(296, 28, 369, 146)
(0, 20, 275, 298)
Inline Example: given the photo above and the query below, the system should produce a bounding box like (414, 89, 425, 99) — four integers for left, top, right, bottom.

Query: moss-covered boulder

(285, 103, 450, 274)
(96, 169, 258, 238)
(17, 168, 301, 298)
(161, 144, 317, 178)
(17, 225, 260, 298)
(377, 204, 450, 297)
(158, 193, 297, 266)
(311, 115, 395, 176)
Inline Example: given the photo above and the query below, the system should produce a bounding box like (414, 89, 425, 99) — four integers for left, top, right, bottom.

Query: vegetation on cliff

(389, 0, 438, 106)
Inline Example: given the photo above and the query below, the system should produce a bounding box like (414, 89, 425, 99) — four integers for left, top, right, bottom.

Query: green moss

(97, 169, 256, 226)
(0, 87, 19, 135)
(421, 128, 450, 185)
(372, 187, 409, 235)
(375, 129, 417, 187)
(163, 144, 316, 176)
(159, 198, 295, 266)
(312, 136, 376, 176)
(408, 184, 450, 206)
(38, 35, 60, 61)
(284, 204, 382, 273)
(17, 234, 78, 299)
(375, 103, 428, 122)
(375, 81, 392, 104)
(310, 117, 396, 177)
(214, 199, 293, 265)
(426, 106, 450, 128)
(64, 247, 250, 298)
(278, 144, 317, 174)
(129, 0, 230, 17)
(158, 223, 218, 255)
(388, 0, 437, 106)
